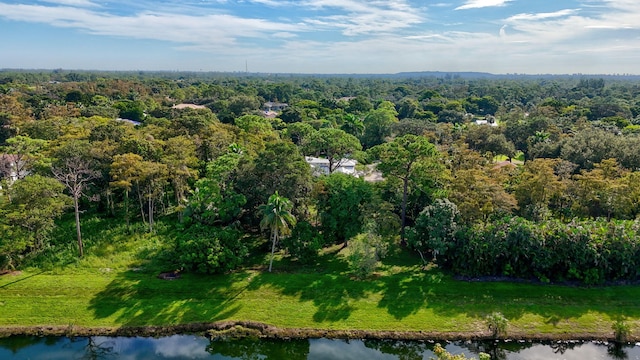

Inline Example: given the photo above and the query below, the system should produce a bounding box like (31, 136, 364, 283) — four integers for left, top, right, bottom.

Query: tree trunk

(74, 196, 84, 257)
(400, 176, 408, 245)
(106, 189, 115, 217)
(268, 229, 277, 272)
(136, 183, 146, 224)
(148, 194, 154, 232)
(124, 189, 130, 227)
(175, 184, 184, 223)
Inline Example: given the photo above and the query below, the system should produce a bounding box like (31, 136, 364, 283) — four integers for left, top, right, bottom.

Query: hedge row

(443, 217, 640, 284)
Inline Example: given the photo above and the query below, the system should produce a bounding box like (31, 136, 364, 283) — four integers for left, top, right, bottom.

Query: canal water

(0, 335, 638, 359)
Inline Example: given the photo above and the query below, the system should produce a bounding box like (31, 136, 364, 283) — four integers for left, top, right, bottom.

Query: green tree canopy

(370, 134, 442, 242)
(303, 128, 361, 173)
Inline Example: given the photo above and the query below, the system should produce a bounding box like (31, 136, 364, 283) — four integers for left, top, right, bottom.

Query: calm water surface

(0, 335, 639, 359)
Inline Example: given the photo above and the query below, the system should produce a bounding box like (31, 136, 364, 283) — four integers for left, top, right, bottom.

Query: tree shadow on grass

(88, 270, 247, 328)
(247, 248, 640, 330)
(376, 268, 443, 320)
(246, 250, 382, 323)
(377, 267, 640, 332)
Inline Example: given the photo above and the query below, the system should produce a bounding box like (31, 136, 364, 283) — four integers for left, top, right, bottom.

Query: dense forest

(2, 70, 640, 284)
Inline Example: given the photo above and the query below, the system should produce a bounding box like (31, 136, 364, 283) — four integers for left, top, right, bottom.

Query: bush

(174, 225, 247, 274)
(347, 232, 387, 279)
(280, 221, 322, 265)
(0, 253, 12, 271)
(612, 320, 630, 343)
(315, 173, 374, 245)
(407, 199, 459, 264)
(485, 312, 508, 338)
(444, 217, 640, 284)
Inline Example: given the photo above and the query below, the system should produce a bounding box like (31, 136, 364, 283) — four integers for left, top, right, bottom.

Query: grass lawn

(494, 152, 525, 164)
(1, 217, 639, 340)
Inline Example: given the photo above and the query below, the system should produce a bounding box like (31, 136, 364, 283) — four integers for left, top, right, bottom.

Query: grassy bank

(1, 218, 640, 340)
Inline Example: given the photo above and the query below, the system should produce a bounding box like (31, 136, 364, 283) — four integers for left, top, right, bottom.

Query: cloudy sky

(0, 0, 638, 74)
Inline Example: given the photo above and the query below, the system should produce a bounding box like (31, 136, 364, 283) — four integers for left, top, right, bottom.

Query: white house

(305, 157, 357, 176)
(475, 115, 498, 127)
(263, 102, 288, 112)
(172, 103, 207, 110)
(116, 118, 142, 126)
(0, 154, 22, 190)
(335, 159, 357, 175)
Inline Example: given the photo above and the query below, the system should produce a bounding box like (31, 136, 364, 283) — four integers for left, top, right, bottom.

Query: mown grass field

(1, 216, 639, 340)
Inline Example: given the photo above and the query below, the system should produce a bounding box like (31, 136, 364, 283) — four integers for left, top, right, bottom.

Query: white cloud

(244, 0, 287, 6)
(499, 24, 507, 38)
(272, 31, 297, 38)
(506, 9, 578, 22)
(0, 3, 305, 47)
(39, 0, 98, 7)
(2, 0, 640, 74)
(502, 1, 640, 45)
(299, 0, 424, 35)
(455, 0, 511, 10)
(585, 24, 635, 29)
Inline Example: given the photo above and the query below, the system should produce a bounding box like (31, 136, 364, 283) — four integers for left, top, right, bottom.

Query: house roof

(116, 118, 142, 126)
(305, 157, 357, 168)
(264, 101, 288, 107)
(305, 156, 329, 165)
(172, 103, 207, 110)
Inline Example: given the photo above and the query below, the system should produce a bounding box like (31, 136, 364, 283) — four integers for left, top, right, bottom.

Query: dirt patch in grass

(0, 270, 22, 277)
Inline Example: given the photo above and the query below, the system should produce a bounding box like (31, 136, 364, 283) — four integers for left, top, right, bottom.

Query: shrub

(445, 217, 640, 284)
(281, 221, 322, 265)
(407, 199, 459, 265)
(347, 232, 387, 279)
(174, 225, 247, 274)
(0, 253, 12, 271)
(612, 320, 630, 343)
(486, 312, 508, 338)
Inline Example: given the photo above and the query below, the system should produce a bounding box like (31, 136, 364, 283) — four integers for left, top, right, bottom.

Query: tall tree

(162, 135, 199, 219)
(52, 156, 100, 257)
(260, 191, 296, 272)
(137, 160, 169, 232)
(185, 150, 246, 226)
(110, 153, 143, 226)
(2, 175, 70, 253)
(314, 173, 373, 246)
(285, 122, 316, 146)
(513, 158, 567, 220)
(303, 128, 361, 173)
(361, 101, 398, 149)
(237, 141, 312, 220)
(570, 158, 628, 219)
(448, 167, 517, 223)
(340, 113, 365, 137)
(370, 134, 442, 242)
(1, 135, 48, 181)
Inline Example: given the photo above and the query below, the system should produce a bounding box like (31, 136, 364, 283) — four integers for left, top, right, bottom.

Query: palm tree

(260, 191, 296, 272)
(341, 113, 365, 137)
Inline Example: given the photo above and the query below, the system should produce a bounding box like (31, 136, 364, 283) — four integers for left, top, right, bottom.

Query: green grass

(494, 151, 524, 164)
(2, 216, 640, 339)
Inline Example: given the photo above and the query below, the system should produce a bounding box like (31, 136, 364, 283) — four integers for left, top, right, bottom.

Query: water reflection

(0, 335, 639, 359)
(207, 337, 309, 359)
(79, 337, 117, 359)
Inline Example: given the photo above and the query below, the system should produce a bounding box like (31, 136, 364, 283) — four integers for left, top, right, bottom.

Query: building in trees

(305, 156, 357, 176)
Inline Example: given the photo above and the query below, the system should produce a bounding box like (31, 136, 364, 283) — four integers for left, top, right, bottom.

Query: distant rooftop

(172, 104, 207, 110)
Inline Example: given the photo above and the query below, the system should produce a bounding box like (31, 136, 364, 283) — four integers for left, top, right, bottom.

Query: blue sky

(0, 0, 639, 74)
